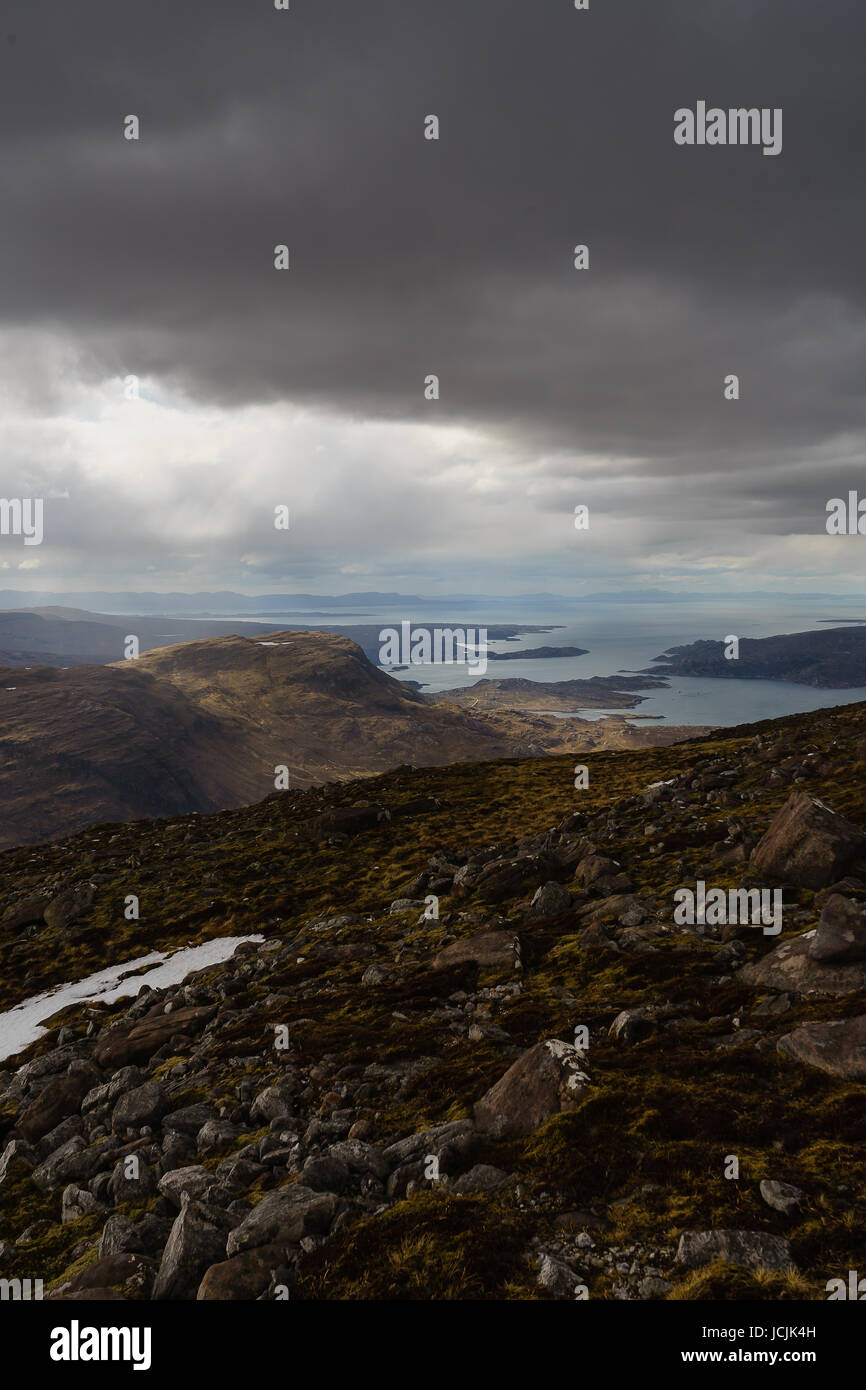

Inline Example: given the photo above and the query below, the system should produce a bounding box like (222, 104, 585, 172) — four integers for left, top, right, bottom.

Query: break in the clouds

(1, 0, 865, 594)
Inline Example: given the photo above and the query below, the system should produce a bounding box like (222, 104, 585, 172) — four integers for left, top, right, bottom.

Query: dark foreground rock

(676, 1230, 796, 1275)
(777, 1015, 866, 1079)
(750, 791, 866, 888)
(473, 1040, 589, 1140)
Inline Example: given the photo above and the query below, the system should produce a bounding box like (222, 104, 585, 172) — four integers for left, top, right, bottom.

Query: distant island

(434, 673, 668, 711)
(648, 625, 866, 688)
(488, 645, 587, 661)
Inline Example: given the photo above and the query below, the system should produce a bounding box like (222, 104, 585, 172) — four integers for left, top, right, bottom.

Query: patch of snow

(0, 934, 264, 1066)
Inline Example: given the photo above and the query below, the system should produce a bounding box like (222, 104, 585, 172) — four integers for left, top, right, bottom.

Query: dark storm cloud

(1, 0, 865, 524)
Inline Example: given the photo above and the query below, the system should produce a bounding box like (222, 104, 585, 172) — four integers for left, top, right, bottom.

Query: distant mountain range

(2, 587, 864, 612)
(0, 607, 559, 669)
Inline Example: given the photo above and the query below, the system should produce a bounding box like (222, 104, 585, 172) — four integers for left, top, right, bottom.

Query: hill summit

(1, 698, 865, 1298)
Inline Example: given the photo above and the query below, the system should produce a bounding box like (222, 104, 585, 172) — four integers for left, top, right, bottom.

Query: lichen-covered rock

(739, 932, 866, 996)
(473, 1040, 590, 1139)
(808, 895, 866, 963)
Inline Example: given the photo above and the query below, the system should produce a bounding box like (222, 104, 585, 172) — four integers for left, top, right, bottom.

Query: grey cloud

(0, 0, 865, 588)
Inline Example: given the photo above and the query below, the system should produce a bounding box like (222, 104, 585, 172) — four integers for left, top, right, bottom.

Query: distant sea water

(192, 598, 866, 730)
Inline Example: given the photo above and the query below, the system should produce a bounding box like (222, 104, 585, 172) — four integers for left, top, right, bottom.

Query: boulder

(473, 1039, 590, 1140)
(15, 1070, 93, 1143)
(158, 1165, 215, 1208)
(197, 1244, 293, 1300)
(676, 1229, 796, 1274)
(750, 792, 866, 888)
(226, 1185, 337, 1257)
(759, 1180, 803, 1215)
(609, 1008, 653, 1045)
(163, 1103, 215, 1137)
(111, 1080, 169, 1133)
(249, 1081, 297, 1125)
(48, 1253, 155, 1299)
(98, 1214, 142, 1258)
(808, 895, 866, 963)
(43, 882, 96, 930)
(31, 1137, 116, 1191)
(153, 1197, 234, 1300)
(431, 930, 518, 972)
(60, 1184, 106, 1223)
(108, 1154, 157, 1205)
(450, 1164, 511, 1195)
(196, 1119, 241, 1155)
(0, 1139, 36, 1186)
(0, 894, 50, 932)
(93, 1006, 216, 1068)
(474, 854, 556, 903)
(537, 1252, 580, 1297)
(382, 1120, 476, 1170)
(777, 1015, 866, 1079)
(300, 1156, 350, 1194)
(326, 1139, 390, 1181)
(739, 932, 866, 996)
(529, 882, 571, 919)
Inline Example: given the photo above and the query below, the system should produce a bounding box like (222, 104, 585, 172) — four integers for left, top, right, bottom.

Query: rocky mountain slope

(1, 699, 865, 1299)
(0, 630, 703, 850)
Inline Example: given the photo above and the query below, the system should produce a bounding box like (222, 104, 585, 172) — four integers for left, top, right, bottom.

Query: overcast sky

(1, 0, 865, 598)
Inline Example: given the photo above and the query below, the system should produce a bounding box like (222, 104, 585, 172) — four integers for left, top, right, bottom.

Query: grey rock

(32, 1137, 117, 1191)
(0, 1138, 36, 1185)
(226, 1185, 337, 1257)
(111, 1081, 168, 1133)
(760, 1179, 804, 1215)
(809, 895, 866, 963)
(537, 1253, 579, 1297)
(450, 1164, 511, 1194)
(153, 1196, 234, 1300)
(327, 1139, 390, 1181)
(98, 1214, 141, 1258)
(637, 1274, 674, 1298)
(609, 1008, 653, 1044)
(108, 1154, 157, 1204)
(249, 1083, 297, 1125)
(301, 1155, 350, 1193)
(676, 1229, 796, 1274)
(158, 1165, 215, 1208)
(61, 1184, 106, 1224)
(163, 1103, 215, 1137)
(529, 882, 571, 919)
